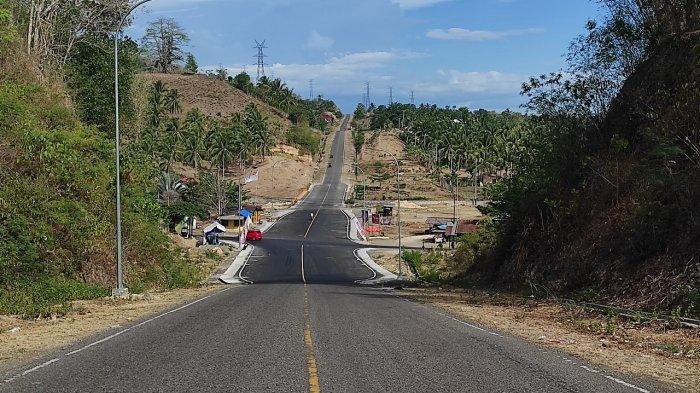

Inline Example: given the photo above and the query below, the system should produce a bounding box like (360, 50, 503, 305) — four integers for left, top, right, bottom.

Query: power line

(253, 40, 268, 83)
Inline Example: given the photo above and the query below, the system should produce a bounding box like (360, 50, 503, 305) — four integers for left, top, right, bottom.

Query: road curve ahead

(1, 117, 661, 392)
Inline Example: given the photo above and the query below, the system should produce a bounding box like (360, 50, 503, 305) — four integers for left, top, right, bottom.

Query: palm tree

(161, 118, 183, 169)
(244, 104, 270, 159)
(149, 81, 168, 132)
(165, 89, 182, 115)
(158, 171, 187, 206)
(182, 109, 206, 169)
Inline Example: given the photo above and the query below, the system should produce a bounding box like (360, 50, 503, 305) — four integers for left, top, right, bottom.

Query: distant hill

(137, 73, 291, 131)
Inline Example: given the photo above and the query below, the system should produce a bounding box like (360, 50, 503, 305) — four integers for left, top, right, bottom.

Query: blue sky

(126, 0, 602, 113)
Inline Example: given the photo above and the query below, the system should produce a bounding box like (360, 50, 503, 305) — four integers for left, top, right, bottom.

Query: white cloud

(390, 0, 454, 10)
(203, 51, 419, 96)
(305, 30, 334, 50)
(426, 27, 544, 41)
(269, 51, 419, 83)
(418, 70, 524, 94)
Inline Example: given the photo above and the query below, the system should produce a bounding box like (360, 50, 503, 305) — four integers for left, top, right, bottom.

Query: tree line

(353, 102, 532, 203)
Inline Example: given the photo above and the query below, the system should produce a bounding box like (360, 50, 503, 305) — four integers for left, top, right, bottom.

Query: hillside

(0, 68, 207, 317)
(137, 73, 291, 131)
(469, 32, 700, 314)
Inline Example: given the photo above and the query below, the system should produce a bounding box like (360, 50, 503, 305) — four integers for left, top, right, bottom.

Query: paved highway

(0, 117, 661, 392)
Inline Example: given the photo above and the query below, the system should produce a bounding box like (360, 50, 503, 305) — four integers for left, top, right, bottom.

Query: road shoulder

(398, 287, 699, 392)
(0, 285, 227, 374)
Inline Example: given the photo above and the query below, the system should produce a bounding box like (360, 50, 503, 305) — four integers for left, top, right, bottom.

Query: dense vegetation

(477, 0, 700, 317)
(355, 102, 530, 202)
(0, 1, 277, 316)
(359, 1, 699, 316)
(228, 72, 341, 130)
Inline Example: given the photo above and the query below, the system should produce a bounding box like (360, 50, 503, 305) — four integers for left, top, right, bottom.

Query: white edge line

(604, 375, 651, 393)
(391, 292, 650, 393)
(354, 248, 398, 284)
(236, 245, 255, 284)
(1, 287, 232, 385)
(352, 248, 377, 283)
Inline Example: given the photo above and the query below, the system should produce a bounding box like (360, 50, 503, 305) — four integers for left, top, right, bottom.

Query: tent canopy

(203, 222, 226, 234)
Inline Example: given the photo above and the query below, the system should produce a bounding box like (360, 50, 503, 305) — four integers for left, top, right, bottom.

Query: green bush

(166, 202, 207, 228)
(285, 126, 320, 155)
(0, 79, 206, 317)
(0, 277, 108, 318)
(402, 250, 440, 282)
(453, 218, 499, 272)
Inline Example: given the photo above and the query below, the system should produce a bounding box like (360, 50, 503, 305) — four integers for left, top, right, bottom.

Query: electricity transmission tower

(389, 86, 393, 104)
(309, 79, 314, 100)
(410, 90, 415, 105)
(364, 82, 371, 108)
(253, 40, 268, 83)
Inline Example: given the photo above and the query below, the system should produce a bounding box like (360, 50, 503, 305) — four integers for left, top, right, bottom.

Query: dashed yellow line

(301, 245, 306, 284)
(303, 284, 321, 393)
(303, 184, 332, 239)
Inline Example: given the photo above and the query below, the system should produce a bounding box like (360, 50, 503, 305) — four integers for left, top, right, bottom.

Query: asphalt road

(0, 117, 663, 392)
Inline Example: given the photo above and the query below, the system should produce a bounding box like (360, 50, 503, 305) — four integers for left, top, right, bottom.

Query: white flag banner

(239, 228, 246, 248)
(351, 217, 367, 241)
(244, 171, 259, 184)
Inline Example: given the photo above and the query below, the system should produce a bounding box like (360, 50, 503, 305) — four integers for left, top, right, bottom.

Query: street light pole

(366, 147, 402, 277)
(113, 0, 152, 297)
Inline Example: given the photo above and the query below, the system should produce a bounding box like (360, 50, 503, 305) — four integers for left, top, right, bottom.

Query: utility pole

(389, 86, 393, 105)
(253, 40, 268, 83)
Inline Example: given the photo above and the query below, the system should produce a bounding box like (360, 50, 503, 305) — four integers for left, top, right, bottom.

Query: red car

(246, 229, 263, 241)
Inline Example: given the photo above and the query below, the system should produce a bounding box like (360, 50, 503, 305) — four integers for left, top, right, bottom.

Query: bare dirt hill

(138, 73, 291, 130)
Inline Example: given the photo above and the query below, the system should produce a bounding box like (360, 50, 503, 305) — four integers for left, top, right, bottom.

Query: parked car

(246, 229, 263, 241)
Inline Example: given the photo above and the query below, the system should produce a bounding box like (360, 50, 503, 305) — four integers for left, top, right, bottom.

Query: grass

(403, 250, 440, 282)
(0, 277, 108, 318)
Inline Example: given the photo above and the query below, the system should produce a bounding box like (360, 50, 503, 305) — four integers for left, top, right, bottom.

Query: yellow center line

(301, 244, 306, 284)
(303, 184, 332, 238)
(303, 283, 321, 393)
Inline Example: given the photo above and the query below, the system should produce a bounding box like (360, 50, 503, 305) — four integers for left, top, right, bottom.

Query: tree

(23, 0, 130, 67)
(0, 1, 16, 47)
(181, 109, 206, 169)
(141, 18, 190, 73)
(230, 72, 253, 93)
(184, 53, 198, 73)
(157, 171, 187, 207)
(161, 118, 183, 169)
(215, 66, 228, 81)
(244, 104, 271, 159)
(354, 103, 366, 119)
(66, 35, 139, 134)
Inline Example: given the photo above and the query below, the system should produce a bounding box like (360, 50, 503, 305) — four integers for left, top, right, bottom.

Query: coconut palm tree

(244, 104, 270, 159)
(182, 109, 206, 169)
(165, 88, 182, 115)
